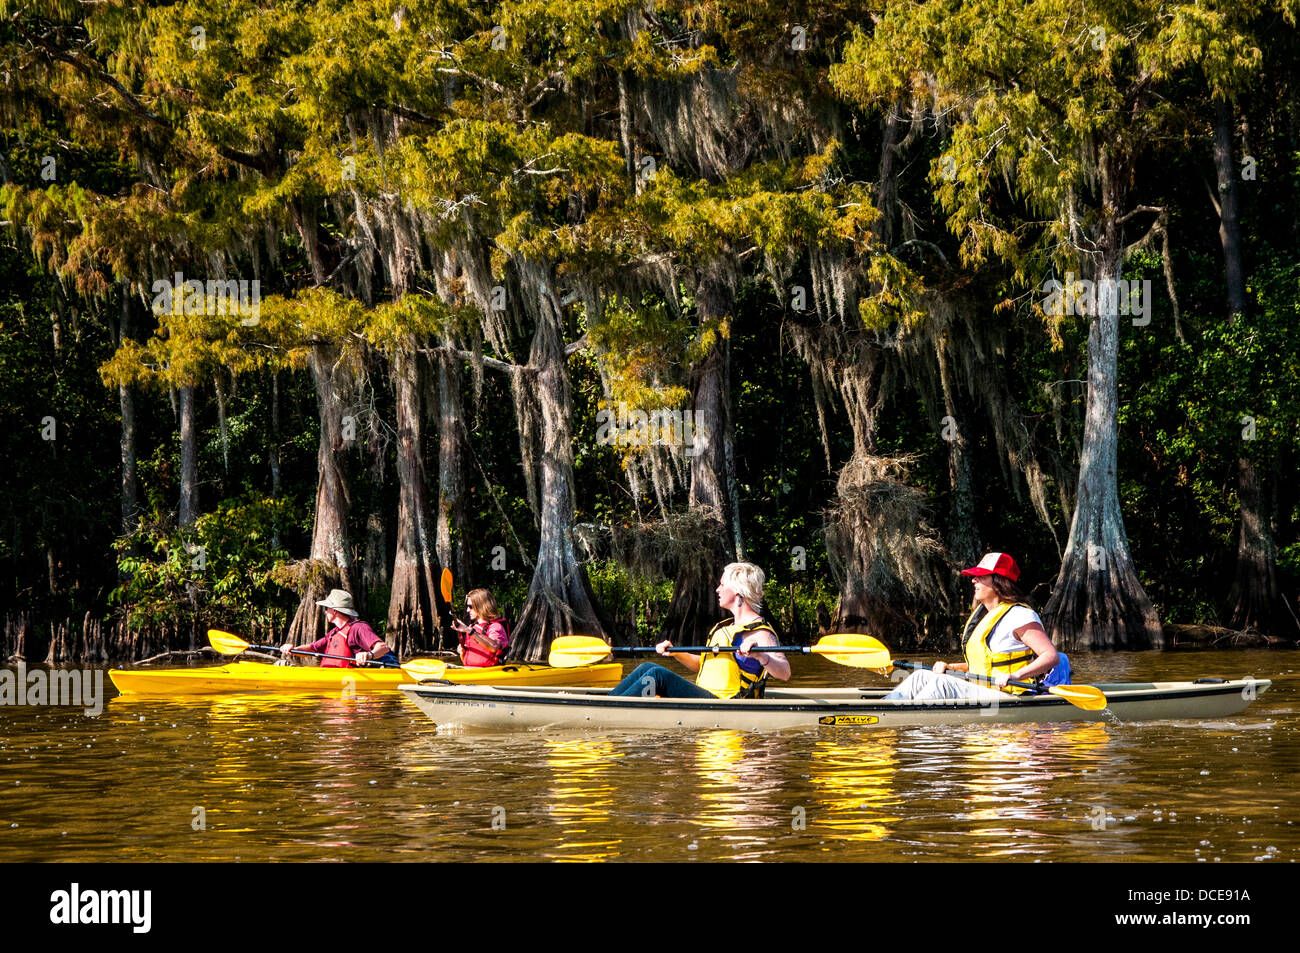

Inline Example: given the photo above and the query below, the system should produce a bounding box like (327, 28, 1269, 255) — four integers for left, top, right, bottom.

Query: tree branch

(13, 14, 278, 176)
(1125, 211, 1183, 343)
(1202, 175, 1222, 219)
(419, 345, 516, 374)
(1115, 204, 1165, 226)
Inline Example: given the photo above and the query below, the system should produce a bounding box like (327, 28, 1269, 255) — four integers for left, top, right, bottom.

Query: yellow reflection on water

(806, 732, 900, 842)
(1052, 721, 1112, 753)
(692, 729, 776, 832)
(542, 737, 623, 861)
(109, 690, 387, 852)
(953, 722, 1117, 851)
(956, 727, 1048, 828)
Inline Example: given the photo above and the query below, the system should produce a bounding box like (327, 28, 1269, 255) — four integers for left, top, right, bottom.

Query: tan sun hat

(315, 588, 359, 617)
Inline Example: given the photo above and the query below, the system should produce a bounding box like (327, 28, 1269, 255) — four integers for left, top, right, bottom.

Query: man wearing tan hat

(279, 589, 398, 668)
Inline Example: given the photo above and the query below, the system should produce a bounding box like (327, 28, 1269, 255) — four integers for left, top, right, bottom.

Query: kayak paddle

(400, 657, 450, 679)
(207, 629, 400, 669)
(440, 567, 453, 604)
(548, 633, 893, 670)
(888, 658, 1108, 710)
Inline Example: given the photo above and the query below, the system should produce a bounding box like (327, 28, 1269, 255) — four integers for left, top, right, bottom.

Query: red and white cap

(960, 552, 1021, 582)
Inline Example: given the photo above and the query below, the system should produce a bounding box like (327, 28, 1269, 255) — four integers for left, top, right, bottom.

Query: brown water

(1, 649, 1295, 862)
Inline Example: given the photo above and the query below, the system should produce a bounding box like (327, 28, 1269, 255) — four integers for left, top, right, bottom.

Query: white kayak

(398, 677, 1271, 731)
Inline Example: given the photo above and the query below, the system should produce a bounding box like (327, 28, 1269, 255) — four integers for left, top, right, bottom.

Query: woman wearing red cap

(884, 552, 1063, 701)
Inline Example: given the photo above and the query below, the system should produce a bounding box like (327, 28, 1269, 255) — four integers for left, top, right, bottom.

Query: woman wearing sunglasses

(452, 588, 511, 667)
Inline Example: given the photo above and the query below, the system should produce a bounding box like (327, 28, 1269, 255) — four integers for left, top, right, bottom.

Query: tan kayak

(109, 659, 624, 695)
(398, 677, 1272, 731)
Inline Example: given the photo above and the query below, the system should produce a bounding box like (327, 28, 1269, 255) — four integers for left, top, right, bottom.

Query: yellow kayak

(108, 659, 624, 695)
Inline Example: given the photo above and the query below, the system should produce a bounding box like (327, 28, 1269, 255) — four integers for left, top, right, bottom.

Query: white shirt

(986, 604, 1044, 655)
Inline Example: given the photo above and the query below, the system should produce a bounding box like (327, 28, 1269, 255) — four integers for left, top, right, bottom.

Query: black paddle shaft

(615, 645, 808, 655)
(892, 659, 1043, 693)
(246, 642, 399, 668)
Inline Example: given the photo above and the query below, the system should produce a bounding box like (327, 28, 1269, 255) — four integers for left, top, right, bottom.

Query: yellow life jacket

(962, 602, 1037, 694)
(697, 619, 772, 699)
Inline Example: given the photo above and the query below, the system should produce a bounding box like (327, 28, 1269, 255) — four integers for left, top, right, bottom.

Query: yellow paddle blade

(208, 629, 252, 656)
(821, 632, 890, 651)
(812, 633, 893, 668)
(1048, 684, 1108, 711)
(547, 636, 613, 668)
(440, 568, 453, 604)
(697, 655, 743, 699)
(402, 658, 449, 679)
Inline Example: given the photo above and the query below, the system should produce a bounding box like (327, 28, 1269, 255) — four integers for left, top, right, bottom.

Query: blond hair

(466, 588, 504, 622)
(721, 562, 765, 612)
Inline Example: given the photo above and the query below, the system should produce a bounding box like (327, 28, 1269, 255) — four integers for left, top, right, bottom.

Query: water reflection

(693, 730, 789, 840)
(807, 732, 900, 842)
(541, 737, 623, 861)
(107, 691, 400, 854)
(937, 722, 1128, 857)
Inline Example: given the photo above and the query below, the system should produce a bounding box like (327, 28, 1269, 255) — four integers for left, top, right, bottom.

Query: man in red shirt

(280, 589, 398, 667)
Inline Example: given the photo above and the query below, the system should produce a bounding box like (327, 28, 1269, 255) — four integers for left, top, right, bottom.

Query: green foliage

(583, 555, 840, 644)
(834, 0, 1272, 282)
(112, 493, 301, 632)
(1117, 248, 1300, 622)
(584, 558, 676, 639)
(586, 294, 693, 450)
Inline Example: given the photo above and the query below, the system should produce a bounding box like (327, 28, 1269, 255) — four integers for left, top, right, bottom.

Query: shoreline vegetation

(4, 2, 1300, 664)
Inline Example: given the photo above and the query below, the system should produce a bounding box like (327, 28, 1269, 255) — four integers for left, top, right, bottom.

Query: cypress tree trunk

(875, 106, 901, 249)
(287, 346, 357, 646)
(664, 269, 738, 641)
(1041, 222, 1162, 650)
(120, 382, 138, 529)
(1226, 456, 1297, 637)
(178, 386, 198, 527)
(435, 341, 471, 595)
(119, 294, 139, 534)
(617, 71, 636, 178)
(178, 380, 201, 639)
(387, 350, 448, 655)
(1211, 99, 1296, 639)
(362, 379, 388, 619)
(511, 286, 606, 659)
(269, 371, 282, 549)
(214, 373, 230, 477)
(1213, 99, 1246, 318)
(293, 201, 328, 285)
(937, 333, 980, 568)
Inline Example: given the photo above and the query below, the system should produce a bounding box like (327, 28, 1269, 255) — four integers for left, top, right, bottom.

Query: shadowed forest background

(3, 0, 1300, 663)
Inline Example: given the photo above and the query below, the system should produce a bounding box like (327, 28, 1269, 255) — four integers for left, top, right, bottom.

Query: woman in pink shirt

(453, 588, 511, 667)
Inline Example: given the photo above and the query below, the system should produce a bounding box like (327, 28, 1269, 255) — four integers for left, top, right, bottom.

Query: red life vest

(461, 619, 509, 667)
(322, 624, 356, 668)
